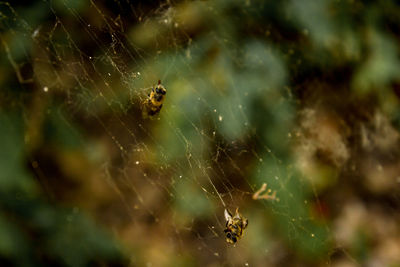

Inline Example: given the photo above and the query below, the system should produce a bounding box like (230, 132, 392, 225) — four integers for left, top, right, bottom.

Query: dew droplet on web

(259, 158, 263, 162)
(43, 86, 48, 92)
(135, 161, 139, 165)
(32, 27, 40, 38)
(218, 115, 223, 121)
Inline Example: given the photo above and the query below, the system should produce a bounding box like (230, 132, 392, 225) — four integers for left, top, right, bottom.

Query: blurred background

(1, 0, 400, 266)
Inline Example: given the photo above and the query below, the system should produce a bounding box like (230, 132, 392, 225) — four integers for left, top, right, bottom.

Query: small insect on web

(223, 208, 248, 244)
(142, 80, 167, 119)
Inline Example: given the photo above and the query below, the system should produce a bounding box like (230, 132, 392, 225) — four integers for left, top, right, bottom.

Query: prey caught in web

(142, 80, 167, 119)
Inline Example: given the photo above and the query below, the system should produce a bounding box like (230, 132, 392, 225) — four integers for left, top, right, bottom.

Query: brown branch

(252, 183, 276, 201)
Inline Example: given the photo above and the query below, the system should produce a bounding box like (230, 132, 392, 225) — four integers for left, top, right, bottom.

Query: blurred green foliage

(1, 0, 400, 266)
(0, 113, 126, 266)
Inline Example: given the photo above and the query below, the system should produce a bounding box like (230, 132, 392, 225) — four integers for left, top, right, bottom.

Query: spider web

(0, 1, 333, 266)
